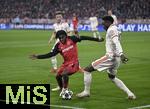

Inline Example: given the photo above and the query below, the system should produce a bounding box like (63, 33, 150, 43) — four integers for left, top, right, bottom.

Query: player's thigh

(107, 68, 117, 76)
(66, 63, 79, 75)
(92, 55, 113, 72)
(57, 64, 65, 75)
(84, 64, 95, 72)
(58, 63, 79, 76)
(51, 56, 56, 60)
(107, 57, 121, 75)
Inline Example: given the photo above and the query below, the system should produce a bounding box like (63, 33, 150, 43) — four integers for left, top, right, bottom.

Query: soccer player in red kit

(72, 13, 79, 35)
(30, 30, 104, 95)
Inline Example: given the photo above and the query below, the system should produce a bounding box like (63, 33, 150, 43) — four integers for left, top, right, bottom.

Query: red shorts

(57, 61, 79, 75)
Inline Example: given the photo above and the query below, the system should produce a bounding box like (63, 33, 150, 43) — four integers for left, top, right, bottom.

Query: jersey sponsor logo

(62, 45, 74, 53)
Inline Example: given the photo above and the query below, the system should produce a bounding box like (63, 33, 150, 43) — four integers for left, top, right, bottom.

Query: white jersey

(53, 21, 70, 32)
(105, 24, 123, 58)
(89, 16, 98, 31)
(111, 14, 118, 25)
(51, 21, 70, 50)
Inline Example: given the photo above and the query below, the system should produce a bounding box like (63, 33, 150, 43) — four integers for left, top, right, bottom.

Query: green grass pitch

(0, 30, 150, 109)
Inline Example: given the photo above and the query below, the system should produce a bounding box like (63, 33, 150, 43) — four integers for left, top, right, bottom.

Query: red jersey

(58, 36, 78, 65)
(36, 35, 100, 74)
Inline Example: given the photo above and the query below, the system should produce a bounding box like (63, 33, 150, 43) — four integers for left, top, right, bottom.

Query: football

(61, 89, 73, 100)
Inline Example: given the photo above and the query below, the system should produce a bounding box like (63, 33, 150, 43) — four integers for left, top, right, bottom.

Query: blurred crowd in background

(0, 0, 149, 24)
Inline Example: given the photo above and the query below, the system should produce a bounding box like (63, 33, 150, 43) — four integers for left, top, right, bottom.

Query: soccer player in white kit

(108, 10, 122, 38)
(48, 11, 70, 74)
(89, 13, 101, 39)
(77, 16, 136, 100)
(108, 10, 118, 25)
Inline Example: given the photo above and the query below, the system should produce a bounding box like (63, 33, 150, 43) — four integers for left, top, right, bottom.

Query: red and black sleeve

(70, 35, 102, 43)
(37, 43, 60, 59)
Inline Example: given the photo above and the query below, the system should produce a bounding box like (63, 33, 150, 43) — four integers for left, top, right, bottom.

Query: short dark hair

(102, 16, 114, 23)
(55, 11, 63, 15)
(56, 30, 67, 39)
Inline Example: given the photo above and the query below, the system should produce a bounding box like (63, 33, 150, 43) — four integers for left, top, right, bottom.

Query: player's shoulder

(112, 14, 117, 19)
(112, 14, 116, 17)
(56, 41, 61, 47)
(108, 25, 117, 31)
(62, 22, 68, 25)
(69, 35, 80, 42)
(89, 17, 93, 20)
(107, 25, 118, 34)
(62, 21, 69, 26)
(69, 35, 76, 38)
(94, 16, 97, 19)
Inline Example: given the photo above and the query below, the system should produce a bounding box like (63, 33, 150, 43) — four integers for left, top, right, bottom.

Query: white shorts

(92, 55, 121, 75)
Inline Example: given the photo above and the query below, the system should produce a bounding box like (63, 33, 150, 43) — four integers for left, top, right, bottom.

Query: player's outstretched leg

(52, 75, 62, 91)
(77, 65, 94, 98)
(59, 71, 70, 95)
(59, 71, 75, 98)
(108, 74, 136, 100)
(62, 73, 69, 89)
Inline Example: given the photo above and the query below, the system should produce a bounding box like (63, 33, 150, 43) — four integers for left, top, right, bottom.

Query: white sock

(93, 32, 97, 38)
(51, 56, 57, 69)
(84, 71, 92, 94)
(112, 77, 133, 96)
(96, 31, 101, 39)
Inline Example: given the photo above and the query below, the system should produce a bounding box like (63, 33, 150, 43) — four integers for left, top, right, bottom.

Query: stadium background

(0, 0, 150, 109)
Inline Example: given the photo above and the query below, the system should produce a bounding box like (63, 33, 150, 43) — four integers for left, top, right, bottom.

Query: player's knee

(108, 74, 115, 80)
(61, 71, 69, 77)
(56, 74, 62, 80)
(84, 64, 95, 72)
(61, 73, 67, 77)
(61, 72, 69, 81)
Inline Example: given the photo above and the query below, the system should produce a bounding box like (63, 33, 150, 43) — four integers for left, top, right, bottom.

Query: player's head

(73, 13, 76, 17)
(102, 16, 114, 30)
(56, 30, 67, 44)
(91, 12, 94, 17)
(108, 10, 112, 16)
(55, 11, 63, 23)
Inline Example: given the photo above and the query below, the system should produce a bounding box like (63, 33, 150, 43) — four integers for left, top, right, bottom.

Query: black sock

(62, 74, 69, 89)
(56, 75, 63, 89)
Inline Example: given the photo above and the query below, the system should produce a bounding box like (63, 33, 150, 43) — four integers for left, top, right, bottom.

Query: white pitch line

(128, 105, 150, 109)
(0, 99, 86, 109)
(50, 104, 86, 109)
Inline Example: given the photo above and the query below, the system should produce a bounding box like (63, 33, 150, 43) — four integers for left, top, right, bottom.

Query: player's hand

(29, 54, 38, 60)
(120, 54, 128, 64)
